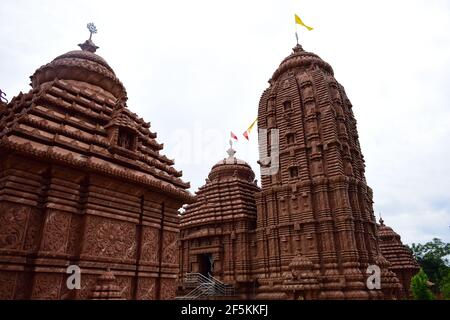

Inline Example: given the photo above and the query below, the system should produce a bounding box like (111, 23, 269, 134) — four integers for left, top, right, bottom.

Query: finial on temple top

(79, 22, 99, 53)
(226, 139, 236, 159)
(379, 213, 384, 226)
(87, 23, 97, 40)
(293, 43, 304, 53)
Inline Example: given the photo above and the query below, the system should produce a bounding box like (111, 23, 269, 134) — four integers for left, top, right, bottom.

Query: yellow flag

(243, 118, 258, 140)
(295, 14, 313, 31)
(247, 118, 257, 132)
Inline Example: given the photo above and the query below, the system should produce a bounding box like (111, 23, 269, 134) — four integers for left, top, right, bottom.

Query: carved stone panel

(141, 227, 159, 263)
(41, 211, 71, 253)
(160, 278, 176, 300)
(83, 216, 136, 260)
(31, 273, 62, 300)
(0, 204, 29, 250)
(24, 208, 43, 252)
(162, 232, 177, 264)
(136, 277, 156, 300)
(0, 271, 16, 299)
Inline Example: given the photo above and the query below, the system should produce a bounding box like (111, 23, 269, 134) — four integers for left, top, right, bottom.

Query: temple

(178, 44, 418, 300)
(0, 28, 194, 299)
(377, 218, 419, 298)
(178, 142, 260, 298)
(0, 27, 419, 300)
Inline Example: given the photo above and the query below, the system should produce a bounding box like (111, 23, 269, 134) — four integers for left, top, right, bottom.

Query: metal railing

(177, 273, 235, 300)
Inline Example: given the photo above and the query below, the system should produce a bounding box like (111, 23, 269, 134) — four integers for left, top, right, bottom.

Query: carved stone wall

(0, 154, 186, 299)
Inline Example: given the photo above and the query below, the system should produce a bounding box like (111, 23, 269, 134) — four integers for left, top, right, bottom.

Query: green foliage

(410, 268, 434, 300)
(409, 238, 450, 262)
(441, 269, 450, 300)
(408, 238, 450, 292)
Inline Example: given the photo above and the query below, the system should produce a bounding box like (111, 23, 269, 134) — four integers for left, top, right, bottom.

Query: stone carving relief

(0, 271, 15, 299)
(66, 215, 82, 256)
(162, 232, 177, 264)
(42, 211, 70, 253)
(84, 216, 135, 260)
(141, 227, 159, 263)
(302, 86, 314, 102)
(31, 274, 62, 299)
(160, 279, 176, 300)
(79, 274, 97, 300)
(330, 84, 341, 102)
(0, 205, 29, 250)
(24, 209, 42, 252)
(115, 276, 132, 299)
(305, 101, 316, 116)
(13, 272, 31, 300)
(136, 277, 156, 300)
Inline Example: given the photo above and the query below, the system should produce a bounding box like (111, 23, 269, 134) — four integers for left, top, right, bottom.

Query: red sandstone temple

(178, 44, 419, 300)
(0, 29, 418, 300)
(0, 33, 194, 299)
(377, 218, 419, 298)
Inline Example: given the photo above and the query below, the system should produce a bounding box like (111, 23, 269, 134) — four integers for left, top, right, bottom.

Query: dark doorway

(198, 253, 213, 277)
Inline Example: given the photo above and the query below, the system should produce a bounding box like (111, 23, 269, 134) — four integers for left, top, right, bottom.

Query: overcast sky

(1, 0, 449, 245)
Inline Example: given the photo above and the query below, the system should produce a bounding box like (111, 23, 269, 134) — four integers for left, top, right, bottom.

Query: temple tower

(378, 218, 419, 298)
(254, 44, 400, 299)
(179, 144, 260, 298)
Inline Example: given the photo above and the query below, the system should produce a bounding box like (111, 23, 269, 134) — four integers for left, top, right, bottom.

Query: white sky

(1, 0, 449, 245)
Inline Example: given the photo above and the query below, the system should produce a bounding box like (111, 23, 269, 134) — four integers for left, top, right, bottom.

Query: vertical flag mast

(294, 13, 314, 45)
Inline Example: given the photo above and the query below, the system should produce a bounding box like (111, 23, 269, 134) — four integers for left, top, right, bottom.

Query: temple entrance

(198, 253, 213, 277)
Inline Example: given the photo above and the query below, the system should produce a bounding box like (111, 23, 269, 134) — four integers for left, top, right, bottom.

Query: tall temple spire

(78, 22, 99, 53)
(254, 43, 402, 300)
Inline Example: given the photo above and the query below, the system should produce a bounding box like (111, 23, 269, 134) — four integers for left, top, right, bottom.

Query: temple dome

(270, 44, 334, 82)
(30, 41, 126, 99)
(208, 144, 255, 182)
(378, 218, 402, 240)
(377, 217, 420, 298)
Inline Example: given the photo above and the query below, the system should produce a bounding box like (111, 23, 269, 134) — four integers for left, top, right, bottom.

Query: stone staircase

(177, 273, 235, 300)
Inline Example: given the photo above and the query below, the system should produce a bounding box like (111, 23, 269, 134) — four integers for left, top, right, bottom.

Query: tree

(410, 268, 434, 300)
(441, 269, 450, 300)
(408, 238, 450, 292)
